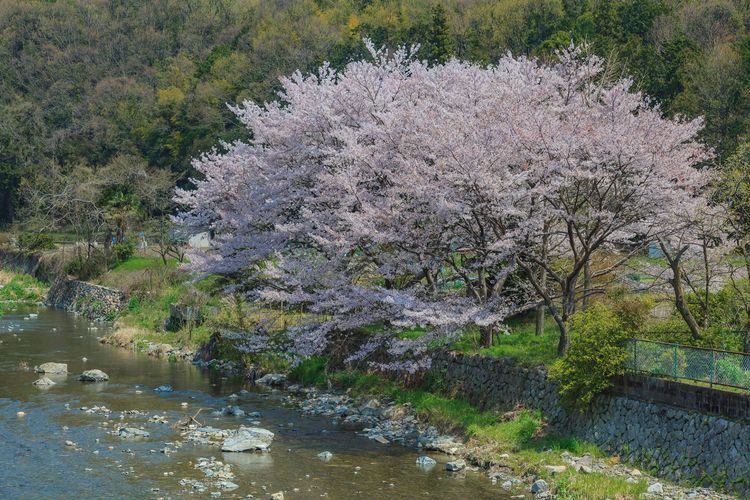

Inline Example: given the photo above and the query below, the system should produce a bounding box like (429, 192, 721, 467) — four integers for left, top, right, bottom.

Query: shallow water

(0, 306, 508, 499)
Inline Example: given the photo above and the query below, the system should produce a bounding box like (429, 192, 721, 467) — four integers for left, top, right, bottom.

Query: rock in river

(154, 385, 173, 392)
(422, 435, 463, 455)
(255, 373, 286, 387)
(317, 451, 333, 461)
(221, 427, 274, 452)
(33, 377, 57, 386)
(445, 460, 466, 472)
(35, 362, 68, 374)
(118, 427, 150, 439)
(416, 456, 437, 468)
(78, 369, 109, 382)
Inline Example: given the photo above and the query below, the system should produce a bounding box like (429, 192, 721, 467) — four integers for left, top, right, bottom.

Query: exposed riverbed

(0, 306, 506, 499)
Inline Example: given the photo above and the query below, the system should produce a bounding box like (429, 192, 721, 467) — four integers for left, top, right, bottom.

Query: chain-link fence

(626, 339, 750, 391)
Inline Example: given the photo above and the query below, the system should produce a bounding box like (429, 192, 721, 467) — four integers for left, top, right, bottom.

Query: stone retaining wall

(431, 351, 750, 495)
(45, 279, 126, 321)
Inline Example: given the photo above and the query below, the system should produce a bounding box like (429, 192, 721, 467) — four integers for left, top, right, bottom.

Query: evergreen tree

(423, 4, 453, 65)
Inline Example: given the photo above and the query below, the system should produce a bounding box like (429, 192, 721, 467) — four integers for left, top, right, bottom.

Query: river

(0, 306, 506, 499)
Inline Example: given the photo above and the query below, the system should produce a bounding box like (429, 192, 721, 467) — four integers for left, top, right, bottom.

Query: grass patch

(108, 255, 179, 273)
(289, 356, 329, 386)
(0, 271, 47, 303)
(455, 314, 559, 366)
(329, 370, 385, 394)
(552, 471, 648, 499)
(396, 326, 428, 339)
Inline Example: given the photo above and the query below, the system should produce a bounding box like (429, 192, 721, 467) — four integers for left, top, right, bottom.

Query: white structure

(187, 231, 211, 249)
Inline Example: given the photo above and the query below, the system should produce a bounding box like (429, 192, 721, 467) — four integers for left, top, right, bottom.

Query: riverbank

(275, 368, 735, 500)
(1, 263, 744, 498)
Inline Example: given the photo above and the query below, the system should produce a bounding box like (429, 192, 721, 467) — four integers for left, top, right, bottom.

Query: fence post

(673, 343, 678, 381)
(633, 340, 637, 372)
(709, 349, 714, 388)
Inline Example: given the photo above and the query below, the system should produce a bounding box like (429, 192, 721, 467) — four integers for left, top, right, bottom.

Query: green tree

(422, 4, 453, 65)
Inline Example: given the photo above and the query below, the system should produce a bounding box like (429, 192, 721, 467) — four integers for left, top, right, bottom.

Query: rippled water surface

(0, 306, 507, 499)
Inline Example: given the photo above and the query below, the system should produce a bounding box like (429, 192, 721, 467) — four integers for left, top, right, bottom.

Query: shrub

(654, 348, 688, 378)
(64, 254, 106, 280)
(611, 294, 654, 335)
(111, 239, 136, 264)
(17, 232, 55, 251)
(714, 358, 750, 387)
(549, 304, 630, 406)
(289, 356, 329, 386)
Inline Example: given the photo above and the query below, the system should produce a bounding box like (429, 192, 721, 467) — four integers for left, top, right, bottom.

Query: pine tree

(423, 4, 453, 65)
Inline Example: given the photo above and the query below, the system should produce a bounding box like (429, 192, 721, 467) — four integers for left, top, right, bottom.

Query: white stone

(221, 427, 274, 452)
(647, 483, 664, 495)
(544, 465, 566, 474)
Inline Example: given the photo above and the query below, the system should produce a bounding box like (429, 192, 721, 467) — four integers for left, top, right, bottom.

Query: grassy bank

(0, 269, 47, 304)
(98, 253, 309, 355)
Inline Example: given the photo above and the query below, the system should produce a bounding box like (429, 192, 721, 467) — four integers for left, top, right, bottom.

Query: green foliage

(607, 290, 654, 335)
(714, 358, 750, 387)
(329, 370, 383, 394)
(3, 0, 750, 226)
(110, 255, 177, 273)
(289, 356, 329, 387)
(16, 232, 55, 251)
(455, 315, 559, 366)
(549, 305, 629, 405)
(422, 4, 453, 65)
(63, 254, 107, 281)
(111, 239, 136, 264)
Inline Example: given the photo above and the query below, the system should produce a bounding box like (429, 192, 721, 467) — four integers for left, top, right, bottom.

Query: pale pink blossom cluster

(176, 41, 711, 359)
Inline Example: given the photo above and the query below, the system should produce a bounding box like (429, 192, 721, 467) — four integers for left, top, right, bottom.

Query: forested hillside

(2, 0, 750, 224)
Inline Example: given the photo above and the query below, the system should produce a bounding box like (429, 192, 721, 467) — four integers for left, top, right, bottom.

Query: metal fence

(626, 339, 750, 392)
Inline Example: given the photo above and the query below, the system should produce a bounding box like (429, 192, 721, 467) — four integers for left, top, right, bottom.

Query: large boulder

(35, 362, 68, 374)
(221, 427, 274, 452)
(78, 369, 109, 382)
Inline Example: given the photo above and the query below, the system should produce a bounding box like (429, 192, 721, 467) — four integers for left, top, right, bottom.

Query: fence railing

(626, 339, 750, 392)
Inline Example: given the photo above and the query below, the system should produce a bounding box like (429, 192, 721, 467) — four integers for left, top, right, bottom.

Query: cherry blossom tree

(176, 42, 711, 358)
(515, 49, 711, 354)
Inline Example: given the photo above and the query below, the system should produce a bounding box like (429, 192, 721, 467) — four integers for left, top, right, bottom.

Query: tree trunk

(557, 326, 569, 356)
(744, 323, 750, 354)
(701, 241, 710, 329)
(479, 325, 494, 348)
(671, 259, 703, 340)
(536, 231, 549, 336)
(535, 304, 545, 336)
(582, 260, 592, 310)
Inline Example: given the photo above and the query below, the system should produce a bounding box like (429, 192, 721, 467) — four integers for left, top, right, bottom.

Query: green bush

(289, 356, 329, 386)
(111, 239, 136, 264)
(714, 358, 750, 387)
(611, 294, 654, 335)
(64, 254, 106, 280)
(635, 344, 689, 378)
(17, 232, 55, 251)
(549, 304, 630, 406)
